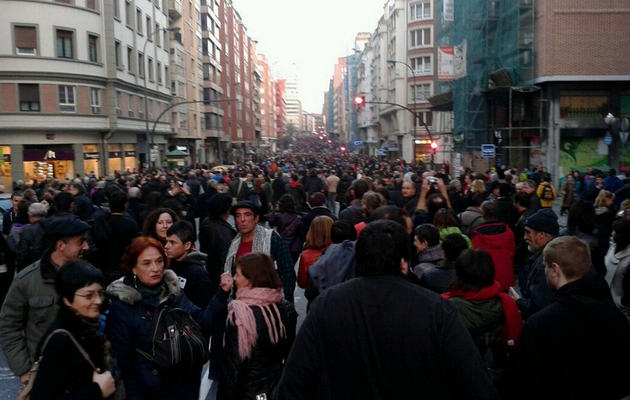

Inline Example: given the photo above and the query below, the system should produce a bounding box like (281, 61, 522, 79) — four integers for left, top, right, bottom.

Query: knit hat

(525, 208, 559, 236)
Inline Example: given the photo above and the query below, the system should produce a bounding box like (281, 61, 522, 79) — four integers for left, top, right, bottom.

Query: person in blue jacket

(105, 236, 233, 400)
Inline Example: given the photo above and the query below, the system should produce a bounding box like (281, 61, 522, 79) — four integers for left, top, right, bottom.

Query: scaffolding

(435, 0, 541, 165)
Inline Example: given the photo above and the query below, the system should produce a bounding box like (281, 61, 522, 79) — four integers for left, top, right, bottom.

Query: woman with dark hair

(142, 207, 179, 246)
(559, 201, 603, 274)
(433, 208, 472, 248)
(28, 261, 120, 399)
(442, 249, 523, 383)
(218, 252, 296, 400)
(297, 216, 334, 288)
(605, 219, 630, 321)
(270, 194, 303, 263)
(106, 237, 232, 400)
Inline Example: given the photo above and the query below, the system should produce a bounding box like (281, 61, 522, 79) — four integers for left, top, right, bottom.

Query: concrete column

(11, 144, 24, 187)
(73, 143, 84, 178)
(546, 86, 561, 188)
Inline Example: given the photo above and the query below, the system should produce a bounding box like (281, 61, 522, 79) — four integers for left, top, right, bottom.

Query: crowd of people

(0, 151, 630, 400)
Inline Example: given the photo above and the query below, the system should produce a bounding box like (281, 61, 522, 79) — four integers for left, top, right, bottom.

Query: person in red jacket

(297, 216, 334, 288)
(471, 201, 516, 291)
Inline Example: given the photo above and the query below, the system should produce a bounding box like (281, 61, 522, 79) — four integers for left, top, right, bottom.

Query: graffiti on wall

(559, 137, 608, 173)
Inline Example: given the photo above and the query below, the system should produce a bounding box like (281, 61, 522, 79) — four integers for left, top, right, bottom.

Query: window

(88, 34, 99, 62)
(56, 29, 74, 59)
(410, 27, 431, 48)
(128, 93, 134, 117)
(411, 83, 431, 102)
(115, 41, 122, 67)
(146, 16, 152, 39)
(410, 56, 432, 75)
(163, 30, 168, 49)
(127, 46, 135, 73)
(114, 0, 120, 18)
(14, 25, 37, 55)
(156, 23, 161, 46)
(136, 9, 142, 34)
(125, 0, 132, 26)
(179, 112, 187, 129)
(178, 81, 185, 98)
(148, 57, 154, 81)
(19, 84, 40, 112)
(116, 91, 121, 115)
(165, 66, 169, 86)
(138, 52, 144, 77)
(90, 88, 100, 114)
(410, 1, 431, 21)
(86, 0, 97, 10)
(138, 96, 145, 118)
(157, 61, 162, 84)
(58, 85, 76, 112)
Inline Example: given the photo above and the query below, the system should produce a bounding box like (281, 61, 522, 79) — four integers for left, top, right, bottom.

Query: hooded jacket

(105, 270, 228, 400)
(504, 273, 630, 400)
(605, 242, 630, 321)
(458, 207, 486, 236)
(413, 244, 443, 280)
(169, 251, 216, 309)
(471, 221, 516, 290)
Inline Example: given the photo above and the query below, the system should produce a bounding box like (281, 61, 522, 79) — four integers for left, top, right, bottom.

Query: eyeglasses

(74, 291, 106, 302)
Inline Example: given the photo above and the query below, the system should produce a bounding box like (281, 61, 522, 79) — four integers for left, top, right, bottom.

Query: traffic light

(430, 141, 438, 151)
(353, 95, 365, 108)
(340, 146, 346, 152)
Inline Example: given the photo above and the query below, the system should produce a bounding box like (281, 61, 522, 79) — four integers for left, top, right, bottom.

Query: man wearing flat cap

(509, 208, 558, 319)
(0, 219, 90, 385)
(223, 201, 296, 302)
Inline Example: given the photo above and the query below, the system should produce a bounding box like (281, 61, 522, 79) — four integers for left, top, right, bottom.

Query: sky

(233, 0, 386, 114)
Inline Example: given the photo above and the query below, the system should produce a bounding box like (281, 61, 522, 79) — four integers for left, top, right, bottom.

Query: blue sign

(377, 149, 387, 156)
(481, 144, 495, 158)
(604, 135, 613, 146)
(353, 140, 364, 146)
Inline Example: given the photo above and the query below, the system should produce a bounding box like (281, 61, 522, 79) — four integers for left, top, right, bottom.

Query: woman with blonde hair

(297, 216, 334, 288)
(471, 179, 487, 194)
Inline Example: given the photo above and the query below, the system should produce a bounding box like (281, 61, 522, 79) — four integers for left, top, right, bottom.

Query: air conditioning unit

(92, 106, 101, 114)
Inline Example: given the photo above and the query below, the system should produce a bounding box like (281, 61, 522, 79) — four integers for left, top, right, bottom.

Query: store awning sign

(109, 152, 122, 158)
(125, 151, 136, 157)
(24, 149, 74, 161)
(84, 152, 100, 160)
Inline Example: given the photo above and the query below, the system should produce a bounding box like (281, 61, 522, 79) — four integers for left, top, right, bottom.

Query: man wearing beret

(509, 208, 558, 319)
(0, 219, 90, 386)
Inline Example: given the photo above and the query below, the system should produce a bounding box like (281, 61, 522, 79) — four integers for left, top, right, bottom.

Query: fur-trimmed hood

(106, 269, 181, 305)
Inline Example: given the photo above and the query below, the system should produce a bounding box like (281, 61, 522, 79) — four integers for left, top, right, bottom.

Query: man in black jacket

(199, 194, 237, 285)
(165, 221, 215, 309)
(503, 236, 630, 400)
(277, 220, 497, 400)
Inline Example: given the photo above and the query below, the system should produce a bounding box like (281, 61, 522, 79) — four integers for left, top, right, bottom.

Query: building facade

(0, 0, 172, 186)
(257, 53, 278, 153)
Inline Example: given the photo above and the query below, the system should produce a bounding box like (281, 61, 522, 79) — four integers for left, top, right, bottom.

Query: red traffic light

(353, 95, 365, 108)
(340, 146, 346, 151)
(430, 141, 438, 150)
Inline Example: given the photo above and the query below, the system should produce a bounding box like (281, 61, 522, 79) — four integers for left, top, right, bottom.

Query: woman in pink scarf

(218, 252, 296, 400)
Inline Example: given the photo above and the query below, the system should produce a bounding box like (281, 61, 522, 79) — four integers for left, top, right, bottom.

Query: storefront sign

(438, 47, 454, 81)
(108, 151, 122, 158)
(84, 152, 100, 160)
(24, 149, 74, 161)
(125, 151, 137, 157)
(176, 146, 188, 151)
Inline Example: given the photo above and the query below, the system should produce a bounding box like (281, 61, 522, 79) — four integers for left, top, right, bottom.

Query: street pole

(144, 27, 179, 170)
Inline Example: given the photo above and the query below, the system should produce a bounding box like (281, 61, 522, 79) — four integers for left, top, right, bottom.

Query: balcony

(169, 0, 182, 19)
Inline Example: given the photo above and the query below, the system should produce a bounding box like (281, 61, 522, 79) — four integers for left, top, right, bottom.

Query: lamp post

(605, 113, 615, 168)
(143, 26, 180, 169)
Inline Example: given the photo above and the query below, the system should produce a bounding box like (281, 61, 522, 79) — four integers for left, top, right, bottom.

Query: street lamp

(604, 113, 616, 168)
(144, 26, 180, 169)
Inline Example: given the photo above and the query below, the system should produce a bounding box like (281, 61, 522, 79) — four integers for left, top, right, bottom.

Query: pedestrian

(325, 170, 340, 212)
(199, 193, 238, 285)
(605, 219, 630, 321)
(595, 189, 616, 257)
(560, 173, 575, 216)
(142, 207, 179, 247)
(459, 192, 487, 236)
(218, 252, 296, 400)
(297, 216, 333, 288)
(536, 176, 557, 209)
(14, 202, 48, 272)
(420, 233, 469, 294)
(277, 220, 497, 400)
(412, 224, 442, 280)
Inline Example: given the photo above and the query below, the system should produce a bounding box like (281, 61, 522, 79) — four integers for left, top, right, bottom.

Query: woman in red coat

(297, 216, 334, 288)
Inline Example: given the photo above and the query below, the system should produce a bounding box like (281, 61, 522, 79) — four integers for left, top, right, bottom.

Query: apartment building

(0, 0, 172, 185)
(257, 53, 278, 153)
(275, 79, 287, 145)
(285, 77, 302, 132)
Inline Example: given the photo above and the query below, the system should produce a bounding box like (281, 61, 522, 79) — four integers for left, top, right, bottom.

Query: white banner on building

(438, 46, 454, 81)
(454, 40, 467, 80)
(443, 0, 454, 22)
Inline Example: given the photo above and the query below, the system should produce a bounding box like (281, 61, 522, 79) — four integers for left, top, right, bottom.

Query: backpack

(306, 240, 356, 303)
(137, 304, 209, 372)
(8, 223, 28, 253)
(542, 185, 554, 201)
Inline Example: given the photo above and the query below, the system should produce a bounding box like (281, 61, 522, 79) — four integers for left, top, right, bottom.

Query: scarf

(224, 225, 273, 272)
(226, 287, 285, 360)
(442, 281, 523, 347)
(135, 280, 167, 300)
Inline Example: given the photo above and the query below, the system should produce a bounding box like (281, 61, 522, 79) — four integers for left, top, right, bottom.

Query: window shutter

(19, 84, 39, 102)
(15, 26, 37, 49)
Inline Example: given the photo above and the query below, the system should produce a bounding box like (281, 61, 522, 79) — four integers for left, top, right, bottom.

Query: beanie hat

(525, 208, 559, 237)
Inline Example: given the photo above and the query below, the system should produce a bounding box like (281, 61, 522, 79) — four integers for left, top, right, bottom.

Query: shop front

(83, 144, 100, 177)
(108, 144, 122, 173)
(0, 146, 12, 189)
(124, 144, 137, 171)
(23, 145, 74, 182)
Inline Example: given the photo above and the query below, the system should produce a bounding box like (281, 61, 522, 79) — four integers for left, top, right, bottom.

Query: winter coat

(272, 176, 286, 203)
(304, 175, 324, 196)
(495, 197, 518, 227)
(535, 182, 556, 208)
(338, 201, 364, 226)
(277, 275, 498, 400)
(503, 272, 630, 400)
(596, 206, 616, 256)
(516, 245, 555, 320)
(0, 254, 59, 376)
(305, 240, 356, 304)
(299, 207, 337, 242)
(199, 217, 237, 285)
(605, 242, 630, 321)
(297, 248, 325, 289)
(420, 261, 456, 294)
(169, 251, 216, 309)
(458, 207, 486, 236)
(471, 221, 516, 290)
(218, 301, 297, 400)
(285, 182, 309, 213)
(559, 227, 605, 275)
(14, 219, 46, 272)
(561, 181, 575, 208)
(30, 307, 113, 400)
(513, 210, 532, 266)
(270, 212, 304, 253)
(105, 270, 229, 400)
(412, 244, 443, 280)
(74, 194, 95, 221)
(439, 227, 472, 248)
(450, 296, 503, 346)
(229, 179, 251, 202)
